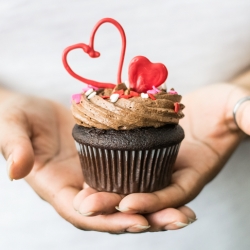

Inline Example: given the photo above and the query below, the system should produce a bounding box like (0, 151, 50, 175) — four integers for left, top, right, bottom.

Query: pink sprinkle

(72, 93, 82, 104)
(147, 86, 160, 94)
(152, 86, 160, 93)
(82, 88, 89, 92)
(88, 84, 99, 90)
(82, 85, 99, 92)
(147, 89, 158, 94)
(169, 90, 178, 95)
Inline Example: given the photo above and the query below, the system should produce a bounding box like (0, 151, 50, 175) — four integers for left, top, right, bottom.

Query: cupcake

(62, 18, 185, 194)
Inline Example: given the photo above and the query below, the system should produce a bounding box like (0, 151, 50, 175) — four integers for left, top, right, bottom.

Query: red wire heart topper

(62, 18, 168, 92)
(62, 18, 125, 89)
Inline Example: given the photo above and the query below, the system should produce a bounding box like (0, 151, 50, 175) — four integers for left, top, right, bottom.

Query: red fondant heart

(128, 56, 168, 93)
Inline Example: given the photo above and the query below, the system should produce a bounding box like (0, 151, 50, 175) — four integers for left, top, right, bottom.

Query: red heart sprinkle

(120, 94, 132, 99)
(174, 102, 180, 113)
(114, 89, 124, 96)
(129, 91, 139, 97)
(148, 93, 156, 100)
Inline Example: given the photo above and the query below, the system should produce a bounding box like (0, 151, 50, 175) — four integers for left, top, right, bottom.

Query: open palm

(73, 83, 250, 231)
(0, 94, 154, 233)
(1, 83, 249, 233)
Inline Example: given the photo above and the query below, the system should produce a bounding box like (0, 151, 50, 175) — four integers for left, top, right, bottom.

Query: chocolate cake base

(72, 124, 184, 194)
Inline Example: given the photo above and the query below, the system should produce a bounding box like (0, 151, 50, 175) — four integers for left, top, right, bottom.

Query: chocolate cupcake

(62, 18, 185, 194)
(73, 124, 184, 194)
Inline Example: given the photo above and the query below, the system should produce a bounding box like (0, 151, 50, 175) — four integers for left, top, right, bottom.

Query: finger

(145, 206, 196, 231)
(116, 167, 201, 214)
(75, 189, 124, 216)
(54, 186, 150, 233)
(73, 186, 97, 212)
(235, 100, 250, 135)
(178, 206, 197, 222)
(0, 111, 34, 180)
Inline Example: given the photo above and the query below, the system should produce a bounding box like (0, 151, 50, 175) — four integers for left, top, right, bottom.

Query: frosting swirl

(71, 90, 184, 130)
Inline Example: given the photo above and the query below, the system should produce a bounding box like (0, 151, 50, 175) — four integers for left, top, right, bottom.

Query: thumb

(234, 97, 250, 135)
(0, 116, 34, 180)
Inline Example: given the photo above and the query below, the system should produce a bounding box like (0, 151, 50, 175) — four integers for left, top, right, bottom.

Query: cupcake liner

(75, 142, 181, 194)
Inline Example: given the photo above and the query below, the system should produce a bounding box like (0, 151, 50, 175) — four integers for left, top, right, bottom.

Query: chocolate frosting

(71, 91, 184, 130)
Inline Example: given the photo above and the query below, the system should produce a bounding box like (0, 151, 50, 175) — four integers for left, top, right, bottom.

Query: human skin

(1, 70, 250, 233)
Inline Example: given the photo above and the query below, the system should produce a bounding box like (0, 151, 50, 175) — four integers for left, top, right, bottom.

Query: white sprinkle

(110, 93, 120, 103)
(141, 93, 149, 98)
(85, 88, 94, 96)
(87, 91, 96, 99)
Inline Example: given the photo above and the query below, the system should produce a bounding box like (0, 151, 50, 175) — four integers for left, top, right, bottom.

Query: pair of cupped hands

(1, 82, 250, 234)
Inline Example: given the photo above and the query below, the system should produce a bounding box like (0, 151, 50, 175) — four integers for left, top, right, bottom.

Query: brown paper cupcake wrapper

(75, 142, 181, 194)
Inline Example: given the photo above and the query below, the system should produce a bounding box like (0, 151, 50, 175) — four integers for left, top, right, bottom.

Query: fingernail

(165, 222, 188, 230)
(188, 217, 197, 224)
(6, 154, 13, 181)
(173, 222, 188, 228)
(126, 224, 151, 233)
(74, 208, 81, 214)
(115, 206, 130, 212)
(79, 211, 95, 216)
(115, 206, 137, 213)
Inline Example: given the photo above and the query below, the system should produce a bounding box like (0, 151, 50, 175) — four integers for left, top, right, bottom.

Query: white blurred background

(0, 1, 250, 249)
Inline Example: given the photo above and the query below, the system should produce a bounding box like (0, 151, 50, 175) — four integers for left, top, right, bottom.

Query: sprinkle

(113, 89, 124, 96)
(82, 86, 91, 92)
(88, 85, 99, 91)
(71, 93, 82, 104)
(147, 86, 161, 94)
(120, 94, 132, 99)
(174, 102, 180, 112)
(169, 88, 178, 95)
(147, 89, 158, 94)
(110, 93, 120, 103)
(152, 86, 160, 93)
(148, 93, 156, 100)
(87, 91, 97, 99)
(141, 93, 149, 99)
(130, 91, 139, 97)
(83, 85, 99, 92)
(85, 88, 94, 96)
(101, 96, 110, 99)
